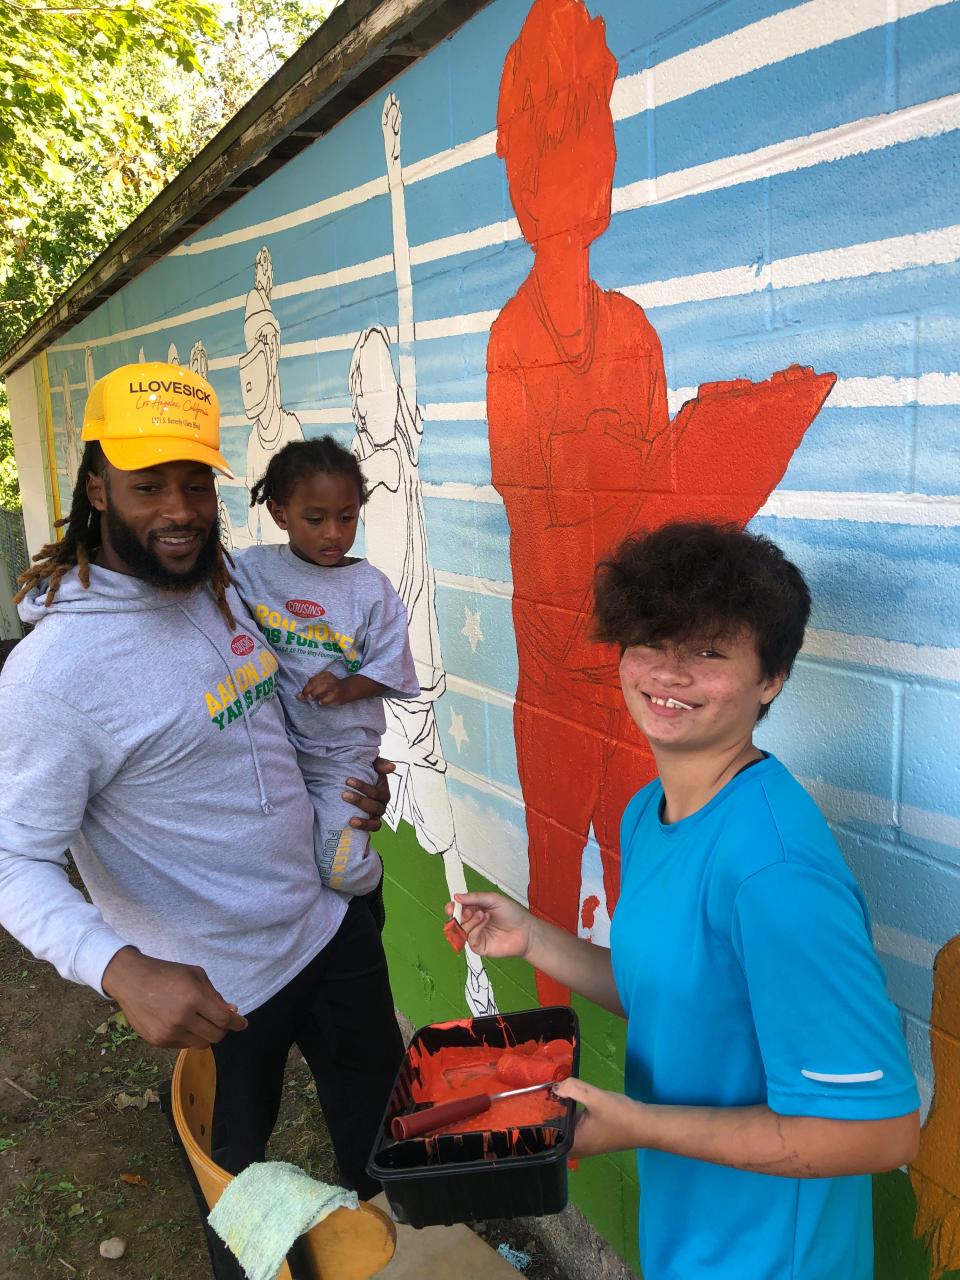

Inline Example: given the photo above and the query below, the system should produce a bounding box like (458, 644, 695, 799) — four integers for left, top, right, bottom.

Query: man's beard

(105, 505, 221, 591)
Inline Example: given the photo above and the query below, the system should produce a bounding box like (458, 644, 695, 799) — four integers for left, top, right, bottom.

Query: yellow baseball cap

(81, 361, 233, 476)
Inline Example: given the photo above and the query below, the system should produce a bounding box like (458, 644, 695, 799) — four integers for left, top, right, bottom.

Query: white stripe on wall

(758, 490, 960, 525)
(801, 629, 960, 683)
(669, 372, 960, 415)
(421, 478, 960, 527)
(439, 679, 960, 853)
(433, 574, 960, 685)
(797, 775, 895, 827)
(622, 221, 960, 310)
(445, 672, 515, 711)
(873, 924, 940, 969)
(434, 568, 513, 598)
(54, 208, 960, 356)
(902, 805, 960, 850)
(614, 92, 960, 215)
(170, 176, 389, 257)
(167, 0, 956, 257)
(446, 761, 523, 807)
(611, 0, 953, 119)
(221, 407, 354, 429)
(423, 401, 487, 421)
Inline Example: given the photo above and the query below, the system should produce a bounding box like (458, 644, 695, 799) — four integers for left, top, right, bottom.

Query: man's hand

(344, 757, 394, 831)
(552, 1077, 647, 1159)
(101, 947, 248, 1049)
(299, 671, 345, 706)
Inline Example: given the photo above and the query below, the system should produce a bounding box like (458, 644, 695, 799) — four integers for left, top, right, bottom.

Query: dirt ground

(0, 925, 564, 1280)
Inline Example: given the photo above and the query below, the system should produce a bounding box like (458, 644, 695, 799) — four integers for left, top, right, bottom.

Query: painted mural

(32, 0, 960, 1270)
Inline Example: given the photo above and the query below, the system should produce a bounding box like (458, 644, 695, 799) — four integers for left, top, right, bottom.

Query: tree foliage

(0, 0, 337, 500)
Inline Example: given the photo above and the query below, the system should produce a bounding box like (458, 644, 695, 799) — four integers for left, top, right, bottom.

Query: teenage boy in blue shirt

(453, 521, 919, 1280)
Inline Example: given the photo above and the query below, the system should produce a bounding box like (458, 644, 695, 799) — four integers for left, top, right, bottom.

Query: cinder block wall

(7, 0, 960, 1273)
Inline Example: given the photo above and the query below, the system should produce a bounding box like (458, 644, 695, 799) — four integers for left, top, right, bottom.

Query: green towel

(208, 1161, 358, 1280)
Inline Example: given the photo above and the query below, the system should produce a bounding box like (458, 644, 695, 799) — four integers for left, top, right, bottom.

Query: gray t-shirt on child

(231, 545, 419, 754)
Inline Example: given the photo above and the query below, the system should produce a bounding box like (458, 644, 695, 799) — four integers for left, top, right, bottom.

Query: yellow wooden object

(171, 1048, 396, 1280)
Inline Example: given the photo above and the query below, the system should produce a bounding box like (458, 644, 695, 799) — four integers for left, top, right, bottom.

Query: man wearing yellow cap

(0, 363, 404, 1200)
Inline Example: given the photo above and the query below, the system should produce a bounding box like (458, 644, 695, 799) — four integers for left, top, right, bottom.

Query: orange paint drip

(580, 895, 600, 931)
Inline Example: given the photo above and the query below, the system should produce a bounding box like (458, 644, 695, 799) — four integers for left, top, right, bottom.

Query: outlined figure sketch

(190, 339, 236, 551)
(351, 92, 498, 1017)
(240, 245, 304, 544)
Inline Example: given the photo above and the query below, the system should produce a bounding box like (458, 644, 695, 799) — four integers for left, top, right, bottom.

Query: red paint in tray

(407, 1035, 573, 1135)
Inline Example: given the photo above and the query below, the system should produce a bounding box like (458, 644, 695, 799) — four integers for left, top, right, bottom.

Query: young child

(231, 438, 419, 923)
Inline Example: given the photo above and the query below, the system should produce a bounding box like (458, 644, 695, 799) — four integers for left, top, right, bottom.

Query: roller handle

(390, 1092, 491, 1140)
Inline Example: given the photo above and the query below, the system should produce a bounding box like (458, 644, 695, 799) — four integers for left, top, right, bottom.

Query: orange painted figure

(486, 0, 835, 1004)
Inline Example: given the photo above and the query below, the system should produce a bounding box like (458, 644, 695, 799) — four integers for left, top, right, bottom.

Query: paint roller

(390, 1077, 568, 1140)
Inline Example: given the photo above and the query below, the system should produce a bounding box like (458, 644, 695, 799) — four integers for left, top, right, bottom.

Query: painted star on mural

(448, 708, 470, 753)
(460, 606, 484, 654)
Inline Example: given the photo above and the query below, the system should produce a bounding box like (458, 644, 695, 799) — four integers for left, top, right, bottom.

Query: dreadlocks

(15, 442, 237, 630)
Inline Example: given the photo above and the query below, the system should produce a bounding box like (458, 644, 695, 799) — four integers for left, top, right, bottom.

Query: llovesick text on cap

(128, 378, 213, 404)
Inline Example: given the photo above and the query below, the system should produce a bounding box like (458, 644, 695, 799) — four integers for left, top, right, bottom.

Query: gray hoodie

(0, 565, 345, 1014)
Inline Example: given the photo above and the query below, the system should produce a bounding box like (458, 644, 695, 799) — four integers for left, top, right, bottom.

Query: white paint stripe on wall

(614, 92, 960, 215)
(168, 0, 956, 257)
(902, 805, 960, 850)
(435, 575, 960, 685)
(445, 672, 515, 710)
(421, 478, 960, 527)
(873, 924, 941, 969)
(622, 221, 960, 310)
(611, 0, 953, 119)
(170, 176, 389, 257)
(434, 568, 514, 598)
(55, 212, 960, 356)
(669, 372, 960, 415)
(758, 490, 960, 525)
(446, 761, 524, 807)
(801, 629, 960, 683)
(422, 401, 488, 421)
(221, 407, 354, 429)
(435, 669, 960, 852)
(797, 775, 895, 827)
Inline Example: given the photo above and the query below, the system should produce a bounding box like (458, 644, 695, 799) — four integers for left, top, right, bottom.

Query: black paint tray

(366, 1005, 580, 1228)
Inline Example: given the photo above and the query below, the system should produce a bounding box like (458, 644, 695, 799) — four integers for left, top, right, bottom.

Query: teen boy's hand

(552, 1077, 647, 1158)
(447, 892, 535, 959)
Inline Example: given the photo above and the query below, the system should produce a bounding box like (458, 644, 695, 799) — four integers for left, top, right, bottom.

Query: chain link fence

(0, 507, 27, 638)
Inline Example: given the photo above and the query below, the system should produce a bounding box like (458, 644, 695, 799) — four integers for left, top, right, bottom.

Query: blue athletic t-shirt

(610, 753, 918, 1280)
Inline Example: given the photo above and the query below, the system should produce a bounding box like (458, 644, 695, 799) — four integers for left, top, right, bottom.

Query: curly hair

(594, 522, 811, 720)
(250, 436, 368, 508)
(16, 441, 236, 629)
